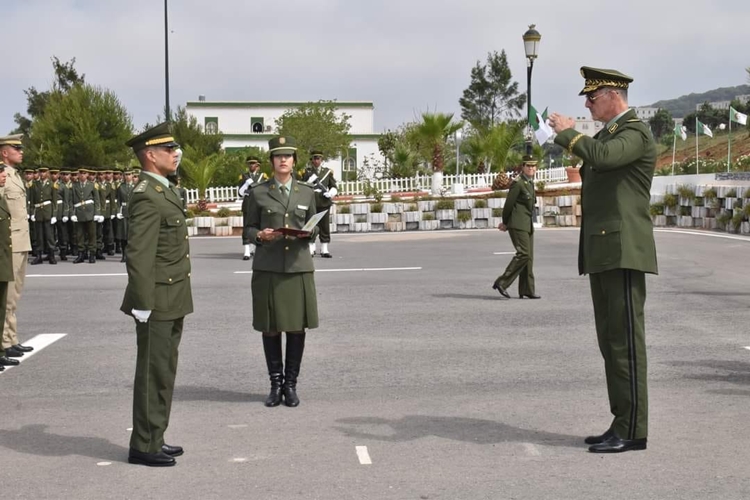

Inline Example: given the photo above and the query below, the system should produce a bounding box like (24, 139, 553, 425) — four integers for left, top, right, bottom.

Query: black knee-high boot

(262, 334, 284, 407)
(283, 332, 306, 407)
(120, 242, 127, 263)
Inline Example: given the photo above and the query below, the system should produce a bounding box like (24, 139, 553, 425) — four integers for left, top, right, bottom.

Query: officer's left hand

(50, 217, 57, 225)
(30, 215, 36, 222)
(498, 222, 507, 232)
(62, 216, 69, 223)
(94, 215, 104, 223)
(110, 214, 115, 219)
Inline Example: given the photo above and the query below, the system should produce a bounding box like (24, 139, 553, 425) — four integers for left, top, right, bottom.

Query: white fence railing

(184, 167, 571, 204)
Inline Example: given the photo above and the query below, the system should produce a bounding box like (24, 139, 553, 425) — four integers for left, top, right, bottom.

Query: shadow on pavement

(671, 360, 750, 386)
(334, 415, 583, 448)
(432, 293, 505, 301)
(0, 424, 128, 461)
(174, 385, 266, 403)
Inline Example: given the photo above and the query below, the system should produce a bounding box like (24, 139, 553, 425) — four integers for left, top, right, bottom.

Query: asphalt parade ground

(2, 228, 750, 500)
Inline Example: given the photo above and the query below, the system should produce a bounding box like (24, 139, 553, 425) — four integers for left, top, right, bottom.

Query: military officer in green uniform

(492, 155, 540, 299)
(121, 122, 192, 467)
(299, 149, 337, 257)
(24, 167, 37, 253)
(239, 155, 268, 260)
(116, 168, 136, 263)
(549, 67, 657, 453)
(71, 167, 102, 264)
(245, 136, 319, 408)
(64, 168, 77, 257)
(51, 168, 70, 261)
(93, 167, 108, 260)
(29, 166, 59, 265)
(0, 164, 20, 370)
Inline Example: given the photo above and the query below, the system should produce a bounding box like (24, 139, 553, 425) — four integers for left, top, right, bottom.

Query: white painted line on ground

(0, 334, 66, 374)
(127, 428, 133, 432)
(655, 229, 750, 242)
(522, 443, 541, 456)
(231, 458, 248, 463)
(356, 446, 372, 465)
(743, 346, 750, 351)
(228, 424, 248, 429)
(96, 462, 112, 466)
(235, 267, 422, 274)
(27, 273, 126, 278)
(493, 252, 516, 255)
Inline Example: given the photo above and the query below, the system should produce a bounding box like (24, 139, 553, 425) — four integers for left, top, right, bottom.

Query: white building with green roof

(185, 99, 381, 180)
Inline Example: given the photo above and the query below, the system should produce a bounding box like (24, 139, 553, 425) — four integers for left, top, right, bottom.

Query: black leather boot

(283, 332, 306, 407)
(115, 241, 122, 254)
(73, 252, 86, 264)
(59, 249, 67, 261)
(48, 253, 57, 264)
(262, 335, 284, 407)
(96, 249, 106, 260)
(89, 251, 96, 263)
(30, 253, 44, 265)
(120, 243, 127, 263)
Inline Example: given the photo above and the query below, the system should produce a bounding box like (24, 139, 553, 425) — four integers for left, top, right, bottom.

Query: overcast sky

(3, 0, 748, 136)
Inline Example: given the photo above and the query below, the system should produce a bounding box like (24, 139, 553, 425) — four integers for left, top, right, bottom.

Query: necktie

(280, 185, 288, 198)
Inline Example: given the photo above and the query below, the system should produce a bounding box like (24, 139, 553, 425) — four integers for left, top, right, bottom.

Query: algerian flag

(529, 104, 553, 144)
(730, 106, 748, 125)
(697, 119, 713, 138)
(674, 123, 687, 141)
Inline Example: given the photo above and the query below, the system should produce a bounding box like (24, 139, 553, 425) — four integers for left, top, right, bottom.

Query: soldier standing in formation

(299, 149, 337, 258)
(0, 163, 20, 371)
(245, 136, 319, 408)
(116, 168, 136, 262)
(0, 135, 34, 359)
(239, 155, 267, 260)
(492, 155, 540, 299)
(52, 168, 70, 261)
(72, 167, 102, 264)
(29, 166, 59, 265)
(121, 122, 193, 467)
(549, 66, 658, 453)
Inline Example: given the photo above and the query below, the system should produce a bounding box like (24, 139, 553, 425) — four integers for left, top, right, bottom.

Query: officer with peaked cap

(549, 66, 657, 453)
(299, 149, 337, 257)
(0, 162, 20, 370)
(28, 166, 59, 265)
(121, 122, 193, 467)
(71, 167, 101, 263)
(0, 135, 34, 358)
(239, 155, 267, 260)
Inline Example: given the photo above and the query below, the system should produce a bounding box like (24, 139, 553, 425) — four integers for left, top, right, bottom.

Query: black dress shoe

(4, 346, 24, 358)
(588, 435, 647, 453)
(0, 356, 20, 366)
(492, 283, 510, 298)
(30, 255, 44, 265)
(128, 448, 176, 467)
(161, 444, 184, 457)
(242, 255, 250, 261)
(584, 428, 614, 445)
(14, 344, 34, 352)
(520, 293, 541, 299)
(321, 252, 332, 258)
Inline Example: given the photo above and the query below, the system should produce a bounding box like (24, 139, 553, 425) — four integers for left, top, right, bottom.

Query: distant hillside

(646, 84, 750, 118)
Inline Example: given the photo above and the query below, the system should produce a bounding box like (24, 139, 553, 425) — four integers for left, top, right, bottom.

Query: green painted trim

(223, 133, 382, 140)
(187, 101, 374, 108)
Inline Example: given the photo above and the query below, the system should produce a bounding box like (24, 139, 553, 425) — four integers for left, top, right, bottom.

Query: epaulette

(26, 181, 33, 188)
(94, 182, 100, 189)
(626, 118, 642, 123)
(53, 181, 59, 189)
(134, 180, 149, 193)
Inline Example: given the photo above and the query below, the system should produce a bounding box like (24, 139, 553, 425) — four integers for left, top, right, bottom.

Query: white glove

(238, 178, 254, 197)
(131, 309, 152, 323)
(30, 215, 36, 222)
(50, 217, 57, 225)
(307, 174, 318, 183)
(323, 191, 332, 198)
(110, 214, 115, 219)
(26, 214, 30, 221)
(62, 216, 69, 223)
(71, 215, 78, 223)
(328, 187, 338, 198)
(95, 215, 104, 223)
(116, 213, 124, 220)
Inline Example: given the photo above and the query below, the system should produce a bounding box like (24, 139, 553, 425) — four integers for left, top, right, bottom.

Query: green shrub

(744, 204, 750, 217)
(457, 211, 472, 222)
(726, 188, 737, 198)
(435, 199, 455, 210)
(217, 207, 231, 217)
(474, 199, 487, 208)
(355, 215, 367, 223)
(650, 203, 665, 216)
(198, 211, 212, 217)
(734, 199, 743, 209)
(703, 187, 717, 201)
(731, 212, 744, 231)
(744, 187, 750, 198)
(492, 208, 502, 217)
(717, 212, 732, 228)
(391, 195, 402, 202)
(663, 193, 678, 208)
(676, 184, 695, 199)
(489, 191, 507, 198)
(535, 181, 546, 191)
(421, 212, 435, 221)
(338, 204, 351, 214)
(185, 208, 196, 218)
(371, 203, 383, 213)
(692, 197, 704, 207)
(679, 206, 691, 216)
(407, 204, 418, 211)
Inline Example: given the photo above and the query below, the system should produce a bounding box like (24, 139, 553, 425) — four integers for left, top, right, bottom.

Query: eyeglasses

(586, 90, 612, 103)
(10, 145, 23, 151)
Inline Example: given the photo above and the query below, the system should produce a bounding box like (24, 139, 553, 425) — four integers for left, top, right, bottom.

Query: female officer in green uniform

(244, 136, 319, 408)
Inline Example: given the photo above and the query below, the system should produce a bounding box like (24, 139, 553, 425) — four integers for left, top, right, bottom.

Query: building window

(205, 117, 218, 134)
(251, 117, 264, 133)
(342, 148, 357, 181)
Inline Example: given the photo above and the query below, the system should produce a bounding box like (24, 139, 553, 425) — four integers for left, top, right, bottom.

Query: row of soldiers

(23, 165, 138, 264)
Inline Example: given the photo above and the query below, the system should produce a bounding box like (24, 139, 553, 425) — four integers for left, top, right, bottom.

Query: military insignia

(134, 180, 149, 193)
(279, 137, 286, 145)
(297, 205, 308, 210)
(608, 123, 619, 134)
(155, 185, 163, 193)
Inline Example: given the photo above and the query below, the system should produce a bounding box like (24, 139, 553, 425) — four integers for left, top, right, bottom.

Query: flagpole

(672, 131, 676, 176)
(728, 108, 732, 172)
(695, 104, 699, 175)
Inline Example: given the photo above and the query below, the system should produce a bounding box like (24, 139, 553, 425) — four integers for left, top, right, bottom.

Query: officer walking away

(492, 156, 540, 299)
(0, 164, 20, 371)
(549, 66, 657, 453)
(299, 149, 337, 257)
(239, 155, 267, 260)
(121, 123, 193, 467)
(29, 166, 59, 265)
(0, 135, 34, 359)
(245, 136, 319, 408)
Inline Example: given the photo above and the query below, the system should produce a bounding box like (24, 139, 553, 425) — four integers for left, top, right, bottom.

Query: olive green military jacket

(120, 174, 193, 321)
(2, 165, 32, 253)
(71, 181, 101, 222)
(29, 179, 59, 221)
(300, 166, 337, 209)
(502, 174, 535, 234)
(0, 198, 15, 283)
(245, 178, 319, 273)
(55, 181, 70, 219)
(554, 109, 658, 276)
(117, 182, 135, 218)
(97, 181, 115, 218)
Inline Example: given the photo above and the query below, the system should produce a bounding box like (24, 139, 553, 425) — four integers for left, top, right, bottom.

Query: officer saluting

(121, 122, 193, 467)
(299, 149, 337, 257)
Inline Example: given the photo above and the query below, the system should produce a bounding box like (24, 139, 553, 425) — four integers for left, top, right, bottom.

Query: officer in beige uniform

(245, 136, 319, 408)
(0, 135, 34, 358)
(0, 164, 19, 370)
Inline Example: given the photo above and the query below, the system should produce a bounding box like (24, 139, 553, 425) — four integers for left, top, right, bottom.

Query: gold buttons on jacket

(185, 235, 188, 239)
(186, 254, 189, 259)
(188, 273, 191, 278)
(168, 278, 172, 282)
(285, 246, 289, 250)
(601, 230, 606, 234)
(285, 213, 289, 218)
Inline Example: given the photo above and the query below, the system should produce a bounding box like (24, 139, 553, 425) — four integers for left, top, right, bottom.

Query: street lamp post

(453, 129, 464, 194)
(522, 24, 541, 156)
(164, 0, 171, 122)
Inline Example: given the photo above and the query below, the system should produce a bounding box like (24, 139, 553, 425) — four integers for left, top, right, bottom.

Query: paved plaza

(2, 228, 750, 500)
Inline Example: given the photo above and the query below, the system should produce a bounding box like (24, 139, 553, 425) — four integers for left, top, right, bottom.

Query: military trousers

(76, 221, 97, 252)
(313, 206, 331, 244)
(103, 217, 114, 248)
(34, 220, 56, 255)
(56, 218, 69, 252)
(67, 221, 77, 253)
(496, 229, 535, 296)
(589, 269, 648, 440)
(0, 282, 8, 356)
(2, 252, 27, 349)
(241, 196, 252, 245)
(131, 317, 184, 453)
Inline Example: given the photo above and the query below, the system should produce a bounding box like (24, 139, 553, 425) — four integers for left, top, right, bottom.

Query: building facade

(185, 100, 382, 180)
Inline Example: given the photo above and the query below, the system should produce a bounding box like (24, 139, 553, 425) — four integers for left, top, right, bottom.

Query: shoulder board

(26, 181, 33, 187)
(134, 180, 149, 193)
(94, 182, 100, 189)
(626, 118, 641, 123)
(53, 181, 59, 189)
(297, 180, 313, 187)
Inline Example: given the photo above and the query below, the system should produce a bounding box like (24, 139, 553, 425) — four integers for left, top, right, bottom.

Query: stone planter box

(558, 195, 575, 207)
(370, 223, 385, 232)
(228, 216, 243, 227)
(187, 226, 198, 236)
(353, 222, 370, 232)
(471, 208, 492, 219)
(702, 217, 716, 229)
(406, 221, 419, 231)
(543, 215, 557, 226)
(487, 198, 505, 208)
(457, 219, 474, 229)
(692, 217, 703, 227)
(473, 218, 490, 229)
(387, 213, 403, 223)
(418, 220, 439, 230)
(382, 203, 404, 214)
(368, 213, 388, 223)
(194, 217, 214, 228)
(664, 206, 678, 216)
(351, 203, 370, 215)
(652, 215, 667, 227)
(574, 205, 582, 216)
(335, 214, 352, 225)
(679, 197, 692, 207)
(556, 215, 576, 226)
(385, 222, 405, 231)
(418, 200, 436, 211)
(678, 216, 693, 227)
(439, 219, 454, 229)
(212, 217, 228, 227)
(724, 198, 735, 209)
(403, 211, 422, 222)
(211, 226, 233, 236)
(489, 217, 502, 228)
(436, 209, 455, 221)
(455, 198, 474, 210)
(337, 224, 351, 232)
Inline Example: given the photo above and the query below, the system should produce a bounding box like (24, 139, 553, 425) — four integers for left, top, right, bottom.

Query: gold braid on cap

(145, 136, 176, 146)
(582, 79, 630, 94)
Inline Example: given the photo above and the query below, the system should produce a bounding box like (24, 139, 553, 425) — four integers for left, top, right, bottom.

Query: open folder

(275, 209, 328, 237)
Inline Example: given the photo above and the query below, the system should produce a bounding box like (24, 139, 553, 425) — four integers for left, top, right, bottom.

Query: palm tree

(389, 142, 420, 178)
(463, 122, 525, 173)
(179, 146, 224, 212)
(413, 112, 463, 172)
